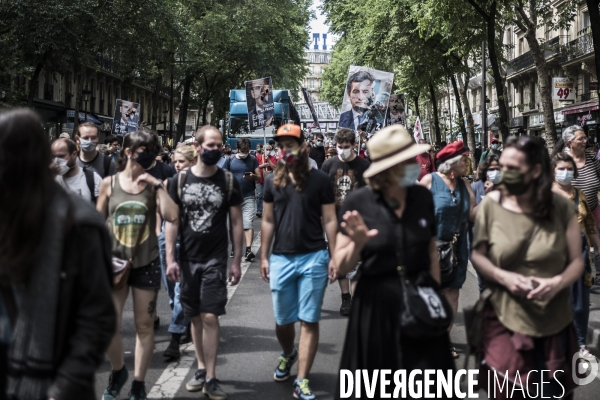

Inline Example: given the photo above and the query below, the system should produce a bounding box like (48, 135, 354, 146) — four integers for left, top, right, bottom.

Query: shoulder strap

(224, 170, 234, 203)
(103, 153, 111, 177)
(83, 168, 97, 204)
(177, 170, 188, 201)
(0, 285, 17, 327)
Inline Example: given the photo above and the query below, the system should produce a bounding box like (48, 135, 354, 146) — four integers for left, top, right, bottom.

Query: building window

(310, 79, 314, 88)
(319, 54, 324, 63)
(519, 38, 524, 55)
(310, 54, 315, 63)
(310, 66, 314, 75)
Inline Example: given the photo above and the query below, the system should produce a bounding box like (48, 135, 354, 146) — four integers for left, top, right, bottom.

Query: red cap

(436, 141, 469, 163)
(275, 124, 303, 141)
(491, 137, 499, 144)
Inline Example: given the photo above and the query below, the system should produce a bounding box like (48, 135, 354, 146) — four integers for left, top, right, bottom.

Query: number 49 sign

(552, 78, 575, 101)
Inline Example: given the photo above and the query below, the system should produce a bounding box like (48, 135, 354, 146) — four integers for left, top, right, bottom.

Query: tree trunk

(151, 75, 161, 131)
(586, 0, 600, 112)
(486, 2, 510, 143)
(413, 95, 420, 117)
(524, 29, 556, 151)
(73, 65, 86, 136)
(457, 73, 476, 153)
(429, 83, 441, 144)
(176, 72, 193, 144)
(451, 75, 468, 141)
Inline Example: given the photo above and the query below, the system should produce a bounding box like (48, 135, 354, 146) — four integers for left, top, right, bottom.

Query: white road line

(147, 232, 262, 399)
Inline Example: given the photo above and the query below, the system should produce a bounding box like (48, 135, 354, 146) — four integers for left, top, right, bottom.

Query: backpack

(102, 153, 112, 177)
(177, 169, 234, 205)
(83, 167, 98, 204)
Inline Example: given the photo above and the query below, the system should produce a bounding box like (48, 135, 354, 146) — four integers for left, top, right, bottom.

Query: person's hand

(484, 180, 495, 194)
(49, 161, 60, 175)
(136, 173, 160, 187)
(340, 211, 378, 247)
(260, 258, 270, 283)
(497, 269, 532, 297)
(527, 275, 563, 302)
(229, 262, 241, 286)
(328, 258, 338, 283)
(166, 261, 180, 282)
(243, 173, 257, 180)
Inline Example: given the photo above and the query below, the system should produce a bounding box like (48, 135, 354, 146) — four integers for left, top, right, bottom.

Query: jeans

(256, 183, 264, 214)
(158, 229, 190, 334)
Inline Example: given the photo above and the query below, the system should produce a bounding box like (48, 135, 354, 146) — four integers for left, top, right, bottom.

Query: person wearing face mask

(75, 122, 116, 178)
(223, 138, 260, 261)
(321, 128, 370, 316)
(309, 133, 326, 168)
(261, 124, 338, 400)
(551, 153, 600, 361)
(50, 138, 102, 204)
(332, 125, 455, 398)
(479, 137, 502, 165)
(96, 130, 179, 400)
(472, 155, 500, 206)
(419, 141, 476, 359)
(471, 136, 583, 398)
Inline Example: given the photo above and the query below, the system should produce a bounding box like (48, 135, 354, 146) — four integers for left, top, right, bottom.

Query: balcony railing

(506, 36, 561, 75)
(561, 33, 594, 62)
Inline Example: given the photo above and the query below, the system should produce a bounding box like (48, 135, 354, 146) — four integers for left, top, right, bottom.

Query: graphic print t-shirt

(169, 168, 242, 262)
(263, 169, 335, 254)
(321, 156, 370, 210)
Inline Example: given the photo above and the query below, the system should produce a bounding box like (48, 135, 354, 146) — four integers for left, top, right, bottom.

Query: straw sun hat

(363, 125, 430, 178)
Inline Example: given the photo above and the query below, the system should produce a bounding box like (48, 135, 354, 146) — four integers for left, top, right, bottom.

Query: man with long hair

(260, 124, 338, 400)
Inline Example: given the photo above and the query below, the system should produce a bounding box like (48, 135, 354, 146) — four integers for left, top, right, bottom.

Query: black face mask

(201, 147, 222, 165)
(134, 151, 156, 169)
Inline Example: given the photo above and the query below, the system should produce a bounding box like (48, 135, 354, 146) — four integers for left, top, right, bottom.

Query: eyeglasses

(449, 190, 458, 205)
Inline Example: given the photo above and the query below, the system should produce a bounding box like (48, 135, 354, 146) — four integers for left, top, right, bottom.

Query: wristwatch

(154, 181, 165, 191)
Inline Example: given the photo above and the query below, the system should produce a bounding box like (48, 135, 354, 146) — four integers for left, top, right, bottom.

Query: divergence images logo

(572, 352, 599, 385)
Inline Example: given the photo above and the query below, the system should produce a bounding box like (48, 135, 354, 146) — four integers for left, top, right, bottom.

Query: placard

(245, 77, 274, 130)
(552, 78, 574, 101)
(112, 99, 140, 136)
(387, 94, 406, 126)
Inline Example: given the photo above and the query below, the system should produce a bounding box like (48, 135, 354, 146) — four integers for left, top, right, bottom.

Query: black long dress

(336, 185, 455, 399)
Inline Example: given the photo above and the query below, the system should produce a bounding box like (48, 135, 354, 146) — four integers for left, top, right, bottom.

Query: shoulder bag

(436, 182, 465, 284)
(378, 197, 453, 338)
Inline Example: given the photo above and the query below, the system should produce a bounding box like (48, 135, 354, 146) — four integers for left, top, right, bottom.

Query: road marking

(147, 232, 262, 399)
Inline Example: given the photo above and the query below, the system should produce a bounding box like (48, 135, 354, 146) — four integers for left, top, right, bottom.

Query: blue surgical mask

(399, 163, 421, 187)
(486, 170, 501, 184)
(491, 144, 499, 151)
(316, 141, 324, 147)
(556, 170, 574, 184)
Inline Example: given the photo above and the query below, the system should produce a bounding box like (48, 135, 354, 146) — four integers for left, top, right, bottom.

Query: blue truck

(226, 89, 301, 150)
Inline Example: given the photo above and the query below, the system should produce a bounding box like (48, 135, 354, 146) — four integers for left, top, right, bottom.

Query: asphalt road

(94, 218, 600, 399)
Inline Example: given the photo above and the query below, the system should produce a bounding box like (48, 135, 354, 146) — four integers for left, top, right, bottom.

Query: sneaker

(293, 379, 316, 400)
(103, 366, 129, 400)
(128, 380, 147, 400)
(245, 248, 255, 261)
(163, 334, 181, 359)
(340, 294, 352, 317)
(274, 346, 298, 381)
(186, 369, 206, 392)
(154, 316, 160, 330)
(202, 378, 227, 400)
(580, 347, 597, 360)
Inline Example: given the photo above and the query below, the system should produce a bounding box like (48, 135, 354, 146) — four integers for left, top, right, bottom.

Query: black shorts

(128, 258, 161, 290)
(180, 258, 228, 317)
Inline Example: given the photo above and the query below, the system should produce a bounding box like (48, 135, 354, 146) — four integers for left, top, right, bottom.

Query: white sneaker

(580, 347, 597, 360)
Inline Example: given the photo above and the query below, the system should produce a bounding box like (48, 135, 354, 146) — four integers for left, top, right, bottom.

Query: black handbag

(436, 182, 465, 284)
(378, 196, 453, 338)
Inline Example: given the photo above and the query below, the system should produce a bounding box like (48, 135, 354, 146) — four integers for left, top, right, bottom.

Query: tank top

(430, 173, 469, 242)
(108, 173, 159, 268)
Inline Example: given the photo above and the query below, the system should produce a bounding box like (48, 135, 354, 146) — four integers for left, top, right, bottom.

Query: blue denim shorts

(269, 249, 329, 325)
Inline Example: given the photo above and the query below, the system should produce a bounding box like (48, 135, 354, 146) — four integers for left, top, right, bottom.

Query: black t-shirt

(148, 161, 176, 181)
(309, 146, 326, 169)
(340, 185, 436, 277)
(168, 168, 243, 262)
(263, 168, 335, 254)
(321, 156, 370, 210)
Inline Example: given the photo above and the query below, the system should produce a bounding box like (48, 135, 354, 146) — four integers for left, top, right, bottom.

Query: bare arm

(229, 204, 243, 285)
(322, 203, 338, 282)
(260, 202, 275, 282)
(428, 237, 440, 284)
(419, 173, 433, 190)
(165, 219, 180, 282)
(96, 177, 111, 220)
(333, 210, 378, 276)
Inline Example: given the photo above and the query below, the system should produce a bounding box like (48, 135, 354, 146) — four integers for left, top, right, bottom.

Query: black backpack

(102, 153, 113, 177)
(83, 167, 97, 204)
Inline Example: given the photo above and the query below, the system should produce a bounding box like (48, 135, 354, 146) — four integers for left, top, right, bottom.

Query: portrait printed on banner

(338, 66, 394, 137)
(112, 99, 140, 136)
(246, 77, 274, 130)
(387, 94, 406, 126)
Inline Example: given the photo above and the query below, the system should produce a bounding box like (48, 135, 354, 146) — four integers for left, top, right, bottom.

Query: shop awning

(561, 102, 599, 115)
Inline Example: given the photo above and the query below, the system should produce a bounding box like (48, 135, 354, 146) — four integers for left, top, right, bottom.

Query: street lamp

(82, 87, 92, 122)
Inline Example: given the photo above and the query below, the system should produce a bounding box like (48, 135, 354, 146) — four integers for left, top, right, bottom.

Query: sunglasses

(449, 190, 458, 205)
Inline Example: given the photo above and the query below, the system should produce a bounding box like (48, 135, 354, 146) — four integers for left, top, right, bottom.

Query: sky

(310, 0, 330, 35)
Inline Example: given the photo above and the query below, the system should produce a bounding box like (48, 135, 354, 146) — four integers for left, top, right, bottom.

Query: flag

(413, 117, 423, 142)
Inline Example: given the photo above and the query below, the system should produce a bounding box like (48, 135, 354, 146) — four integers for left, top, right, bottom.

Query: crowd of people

(1, 106, 599, 400)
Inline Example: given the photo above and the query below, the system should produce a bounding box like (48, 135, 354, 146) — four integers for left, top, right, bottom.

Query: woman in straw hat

(333, 125, 454, 398)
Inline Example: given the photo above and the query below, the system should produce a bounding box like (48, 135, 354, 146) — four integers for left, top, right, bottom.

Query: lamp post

(82, 87, 91, 122)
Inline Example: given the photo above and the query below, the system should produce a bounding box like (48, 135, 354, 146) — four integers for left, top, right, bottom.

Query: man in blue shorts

(260, 124, 338, 400)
